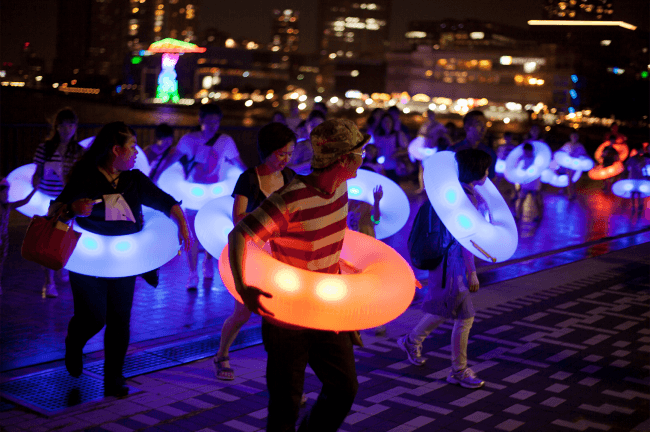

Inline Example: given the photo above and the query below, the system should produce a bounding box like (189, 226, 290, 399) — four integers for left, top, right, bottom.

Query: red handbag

(21, 210, 81, 271)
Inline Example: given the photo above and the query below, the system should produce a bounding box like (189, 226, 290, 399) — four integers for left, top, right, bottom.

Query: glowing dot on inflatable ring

(347, 168, 410, 239)
(79, 136, 151, 176)
(194, 196, 235, 259)
(218, 229, 418, 331)
(377, 156, 386, 164)
(156, 162, 242, 210)
(504, 141, 551, 185)
(423, 151, 518, 263)
(594, 141, 629, 164)
(611, 179, 650, 198)
(588, 161, 625, 180)
(6, 164, 54, 217)
(408, 136, 438, 161)
(65, 208, 180, 277)
(495, 159, 506, 174)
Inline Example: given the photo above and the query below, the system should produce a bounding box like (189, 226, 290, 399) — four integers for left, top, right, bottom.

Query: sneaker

(374, 325, 387, 337)
(202, 257, 214, 279)
(186, 271, 199, 290)
(397, 335, 426, 366)
(42, 282, 58, 298)
(446, 368, 484, 389)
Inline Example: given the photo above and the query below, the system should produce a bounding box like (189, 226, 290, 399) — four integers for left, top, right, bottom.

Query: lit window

(132, 7, 139, 13)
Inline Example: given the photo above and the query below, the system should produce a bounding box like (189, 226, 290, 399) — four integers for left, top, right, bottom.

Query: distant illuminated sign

(527, 20, 637, 31)
(470, 32, 484, 40)
(405, 31, 427, 39)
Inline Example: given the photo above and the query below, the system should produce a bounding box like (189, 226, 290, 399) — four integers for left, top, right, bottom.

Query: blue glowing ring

(540, 168, 569, 188)
(6, 164, 54, 218)
(65, 208, 179, 277)
(79, 136, 150, 176)
(347, 168, 410, 239)
(423, 151, 518, 262)
(611, 179, 650, 199)
(157, 162, 243, 210)
(194, 196, 235, 259)
(408, 136, 438, 161)
(504, 141, 552, 185)
(554, 151, 594, 172)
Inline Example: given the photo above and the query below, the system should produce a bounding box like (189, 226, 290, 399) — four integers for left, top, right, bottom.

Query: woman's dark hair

(43, 108, 80, 161)
(198, 103, 223, 120)
(376, 112, 395, 136)
(456, 148, 492, 183)
(523, 142, 534, 152)
(68, 122, 134, 181)
(257, 122, 297, 161)
(154, 123, 174, 140)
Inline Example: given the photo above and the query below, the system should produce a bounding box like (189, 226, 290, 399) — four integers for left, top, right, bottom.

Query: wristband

(370, 215, 380, 225)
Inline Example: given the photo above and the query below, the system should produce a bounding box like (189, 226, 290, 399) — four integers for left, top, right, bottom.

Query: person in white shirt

(171, 104, 244, 289)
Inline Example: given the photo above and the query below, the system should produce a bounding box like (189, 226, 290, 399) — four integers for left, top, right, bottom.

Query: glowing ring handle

(194, 196, 235, 260)
(594, 141, 628, 164)
(218, 229, 418, 331)
(588, 162, 625, 180)
(423, 151, 518, 262)
(157, 162, 242, 210)
(79, 137, 150, 176)
(347, 169, 410, 239)
(408, 136, 438, 161)
(504, 141, 551, 185)
(6, 164, 55, 218)
(540, 168, 569, 188)
(611, 179, 650, 198)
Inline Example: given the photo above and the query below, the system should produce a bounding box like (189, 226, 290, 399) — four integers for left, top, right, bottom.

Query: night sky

(1, 0, 648, 72)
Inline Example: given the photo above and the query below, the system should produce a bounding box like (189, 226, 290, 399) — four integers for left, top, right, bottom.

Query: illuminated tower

(127, 0, 199, 52)
(148, 38, 206, 103)
(271, 9, 300, 53)
(318, 0, 391, 60)
(542, 0, 614, 20)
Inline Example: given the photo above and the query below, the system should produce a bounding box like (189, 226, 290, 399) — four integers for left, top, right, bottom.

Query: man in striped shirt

(228, 119, 370, 432)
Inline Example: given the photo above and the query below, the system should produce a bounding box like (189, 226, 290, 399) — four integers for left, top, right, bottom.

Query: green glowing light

(131, 56, 142, 65)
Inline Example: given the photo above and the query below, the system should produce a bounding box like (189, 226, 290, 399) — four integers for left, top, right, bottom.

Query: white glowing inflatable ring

(65, 208, 179, 277)
(218, 229, 418, 331)
(540, 168, 569, 188)
(554, 151, 594, 172)
(347, 168, 409, 238)
(195, 196, 235, 260)
(408, 136, 438, 162)
(79, 137, 150, 176)
(157, 162, 243, 210)
(611, 179, 650, 198)
(504, 141, 551, 185)
(6, 164, 55, 218)
(423, 151, 518, 262)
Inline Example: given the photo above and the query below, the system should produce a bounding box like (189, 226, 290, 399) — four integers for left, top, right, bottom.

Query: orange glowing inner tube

(218, 229, 419, 331)
(588, 161, 624, 180)
(594, 141, 629, 164)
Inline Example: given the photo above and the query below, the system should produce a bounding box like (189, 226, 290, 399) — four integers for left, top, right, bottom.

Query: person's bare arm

(232, 195, 249, 225)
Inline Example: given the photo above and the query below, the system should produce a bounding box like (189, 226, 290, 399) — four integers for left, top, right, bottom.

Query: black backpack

(408, 199, 456, 272)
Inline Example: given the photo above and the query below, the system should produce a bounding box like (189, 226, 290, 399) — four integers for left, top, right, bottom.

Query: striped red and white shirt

(239, 175, 348, 274)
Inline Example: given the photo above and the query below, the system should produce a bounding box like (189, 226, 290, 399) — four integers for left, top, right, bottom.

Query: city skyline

(2, 0, 648, 72)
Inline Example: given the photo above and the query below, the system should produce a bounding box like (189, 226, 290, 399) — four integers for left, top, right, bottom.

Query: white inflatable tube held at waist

(423, 151, 518, 263)
(195, 196, 235, 258)
(504, 141, 551, 185)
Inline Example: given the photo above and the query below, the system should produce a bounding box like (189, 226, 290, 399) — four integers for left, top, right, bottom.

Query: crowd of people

(1, 102, 648, 431)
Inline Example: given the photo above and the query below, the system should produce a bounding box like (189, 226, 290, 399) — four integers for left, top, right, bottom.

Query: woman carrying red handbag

(51, 122, 192, 397)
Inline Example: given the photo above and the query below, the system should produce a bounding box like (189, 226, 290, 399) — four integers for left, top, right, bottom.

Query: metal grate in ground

(84, 351, 182, 378)
(0, 368, 134, 416)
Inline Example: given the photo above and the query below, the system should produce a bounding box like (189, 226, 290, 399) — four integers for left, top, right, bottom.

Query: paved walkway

(0, 241, 648, 431)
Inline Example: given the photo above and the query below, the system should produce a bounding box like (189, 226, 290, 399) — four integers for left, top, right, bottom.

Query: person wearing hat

(227, 118, 369, 432)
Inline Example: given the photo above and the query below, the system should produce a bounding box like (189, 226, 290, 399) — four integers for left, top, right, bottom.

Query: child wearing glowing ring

(398, 149, 493, 390)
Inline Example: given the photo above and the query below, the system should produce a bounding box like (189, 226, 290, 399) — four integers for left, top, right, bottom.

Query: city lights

(527, 20, 637, 30)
